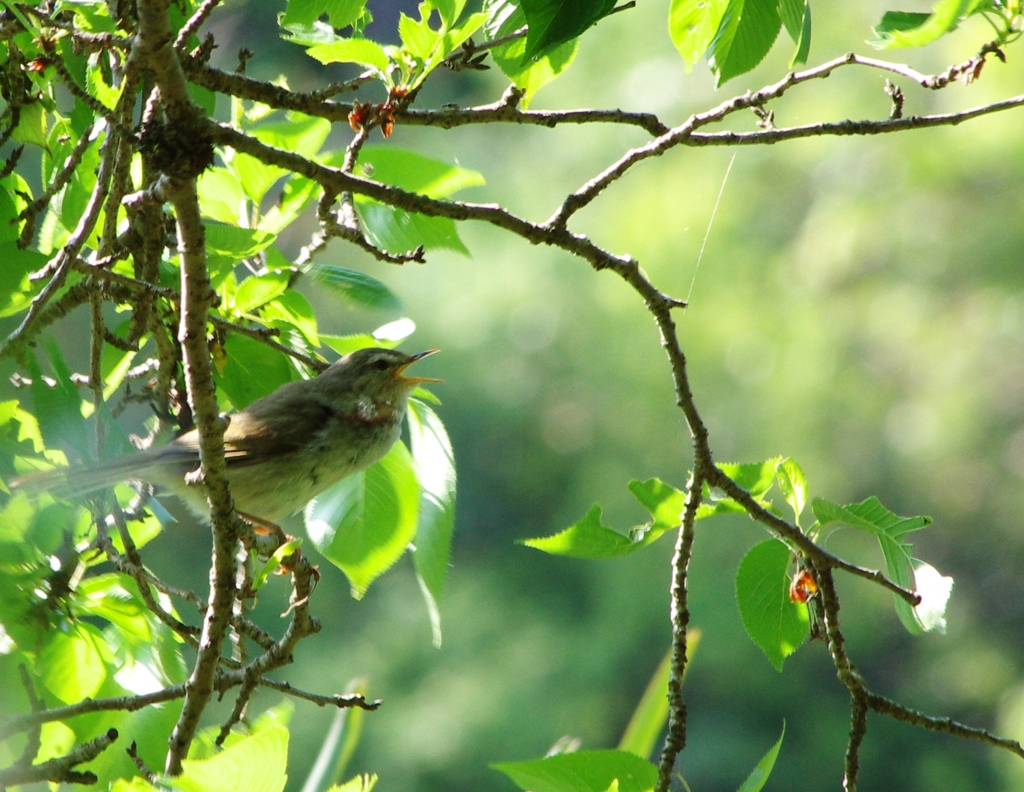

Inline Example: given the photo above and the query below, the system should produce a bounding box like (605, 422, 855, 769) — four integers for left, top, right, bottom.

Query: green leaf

(522, 505, 657, 558)
(215, 334, 296, 410)
(810, 496, 942, 633)
(519, 0, 618, 61)
(697, 458, 780, 519)
(788, 0, 810, 66)
(329, 775, 378, 792)
(0, 243, 47, 317)
(85, 57, 120, 110)
(355, 147, 485, 198)
(28, 338, 89, 459)
(628, 477, 686, 530)
(870, 0, 972, 48)
(37, 721, 76, 765)
(407, 399, 456, 647)
(347, 148, 482, 256)
(735, 540, 808, 671)
(305, 441, 420, 598)
(280, 19, 346, 46)
(618, 644, 682, 760)
(304, 264, 401, 310)
(59, 128, 102, 233)
(197, 168, 249, 226)
(235, 269, 292, 314)
(0, 181, 19, 244)
(254, 115, 333, 160)
(204, 225, 277, 275)
(775, 458, 806, 522)
(708, 0, 781, 85)
(109, 510, 163, 554)
(306, 38, 391, 77)
(719, 459, 780, 497)
(870, 10, 932, 45)
(253, 538, 303, 591)
(434, 0, 470, 27)
(282, 0, 368, 30)
(301, 680, 371, 792)
(259, 176, 321, 234)
(356, 200, 470, 255)
(111, 778, 162, 792)
(485, 0, 579, 107)
(176, 723, 289, 792)
(12, 101, 47, 147)
(321, 334, 390, 355)
(228, 152, 288, 206)
(399, 12, 442, 61)
(263, 290, 320, 347)
(77, 574, 152, 643)
(39, 624, 108, 702)
(669, 0, 730, 70)
(320, 319, 414, 356)
(736, 721, 785, 792)
(494, 750, 658, 792)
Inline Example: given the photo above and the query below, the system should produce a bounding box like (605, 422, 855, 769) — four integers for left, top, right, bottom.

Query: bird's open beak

(396, 349, 442, 383)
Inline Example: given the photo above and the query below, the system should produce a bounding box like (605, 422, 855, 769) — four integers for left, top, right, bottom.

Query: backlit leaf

(305, 441, 420, 598)
(735, 539, 807, 671)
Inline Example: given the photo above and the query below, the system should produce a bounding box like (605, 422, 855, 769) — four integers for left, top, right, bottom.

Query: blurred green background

(9, 0, 1024, 788)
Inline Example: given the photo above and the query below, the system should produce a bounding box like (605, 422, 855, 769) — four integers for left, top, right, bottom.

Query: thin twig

(174, 0, 222, 50)
(258, 678, 382, 710)
(655, 471, 703, 792)
(0, 728, 118, 787)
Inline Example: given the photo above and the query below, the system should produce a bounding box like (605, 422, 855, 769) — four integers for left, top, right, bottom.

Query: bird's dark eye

(372, 359, 390, 371)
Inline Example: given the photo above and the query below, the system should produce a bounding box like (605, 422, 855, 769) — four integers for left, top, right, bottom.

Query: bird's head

(326, 347, 441, 403)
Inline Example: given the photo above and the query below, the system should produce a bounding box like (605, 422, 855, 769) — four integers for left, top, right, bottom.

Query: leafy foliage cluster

(0, 0, 1023, 789)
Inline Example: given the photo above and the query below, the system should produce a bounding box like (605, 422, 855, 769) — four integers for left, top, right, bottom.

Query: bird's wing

(168, 382, 337, 467)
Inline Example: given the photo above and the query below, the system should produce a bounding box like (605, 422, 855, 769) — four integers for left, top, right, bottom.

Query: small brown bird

(13, 347, 440, 525)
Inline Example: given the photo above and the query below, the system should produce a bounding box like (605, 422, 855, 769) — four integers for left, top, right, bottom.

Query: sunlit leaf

(708, 0, 781, 85)
(198, 168, 249, 226)
(870, 0, 972, 48)
(494, 750, 658, 792)
(305, 441, 420, 598)
(204, 225, 277, 275)
(356, 200, 469, 256)
(618, 642, 698, 760)
(810, 496, 940, 633)
(522, 505, 658, 558)
(736, 721, 785, 792)
(485, 0, 578, 106)
(301, 679, 371, 792)
(176, 723, 289, 792)
(355, 147, 485, 199)
(669, 0, 730, 69)
(304, 264, 400, 310)
(264, 290, 320, 347)
(215, 334, 296, 409)
(407, 399, 456, 646)
(28, 338, 89, 459)
(236, 269, 292, 314)
(735, 539, 807, 671)
(0, 244, 47, 317)
(775, 457, 806, 522)
(519, 0, 618, 61)
(628, 477, 686, 530)
(282, 0, 368, 30)
(306, 38, 390, 76)
(39, 624, 108, 703)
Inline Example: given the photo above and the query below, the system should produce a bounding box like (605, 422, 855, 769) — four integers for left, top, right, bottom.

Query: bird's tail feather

(11, 453, 162, 500)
